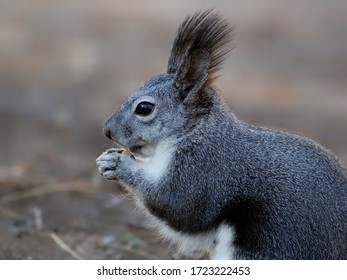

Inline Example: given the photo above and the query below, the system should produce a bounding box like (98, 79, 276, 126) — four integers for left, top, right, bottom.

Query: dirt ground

(1, 1, 347, 259)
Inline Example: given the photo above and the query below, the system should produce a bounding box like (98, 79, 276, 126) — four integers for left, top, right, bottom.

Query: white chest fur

(138, 142, 175, 183)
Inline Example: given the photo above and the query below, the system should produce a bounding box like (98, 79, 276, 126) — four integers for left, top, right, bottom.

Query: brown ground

(1, 0, 346, 259)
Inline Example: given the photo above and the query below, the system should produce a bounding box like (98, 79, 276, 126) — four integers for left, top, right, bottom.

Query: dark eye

(135, 101, 155, 116)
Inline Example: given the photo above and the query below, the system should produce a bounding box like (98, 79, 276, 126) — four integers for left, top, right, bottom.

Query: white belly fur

(148, 215, 236, 259)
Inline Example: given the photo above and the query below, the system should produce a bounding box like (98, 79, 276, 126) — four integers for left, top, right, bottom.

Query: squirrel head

(104, 10, 233, 157)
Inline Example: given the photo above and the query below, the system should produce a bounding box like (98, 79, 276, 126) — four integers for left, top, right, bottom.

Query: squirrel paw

(96, 149, 125, 180)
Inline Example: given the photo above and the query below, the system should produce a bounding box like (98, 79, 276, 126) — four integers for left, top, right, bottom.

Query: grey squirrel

(96, 10, 347, 259)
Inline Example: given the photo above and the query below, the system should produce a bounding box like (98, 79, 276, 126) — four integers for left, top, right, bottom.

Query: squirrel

(96, 10, 347, 259)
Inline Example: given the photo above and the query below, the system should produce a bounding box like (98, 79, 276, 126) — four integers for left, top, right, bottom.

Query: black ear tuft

(167, 10, 234, 98)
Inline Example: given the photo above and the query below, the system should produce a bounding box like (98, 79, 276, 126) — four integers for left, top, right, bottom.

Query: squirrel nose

(104, 127, 112, 140)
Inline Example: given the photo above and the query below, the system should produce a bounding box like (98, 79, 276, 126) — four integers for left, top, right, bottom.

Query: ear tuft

(167, 10, 234, 92)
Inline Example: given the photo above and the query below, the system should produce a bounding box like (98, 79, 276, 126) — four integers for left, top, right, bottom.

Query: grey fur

(96, 10, 347, 259)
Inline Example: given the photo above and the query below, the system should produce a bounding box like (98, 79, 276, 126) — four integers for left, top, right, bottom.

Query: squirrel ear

(167, 10, 233, 101)
(173, 49, 210, 100)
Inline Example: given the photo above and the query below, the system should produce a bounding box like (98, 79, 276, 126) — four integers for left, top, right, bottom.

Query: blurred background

(0, 0, 346, 259)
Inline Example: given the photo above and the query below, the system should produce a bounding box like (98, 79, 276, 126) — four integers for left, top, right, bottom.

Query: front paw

(96, 149, 124, 180)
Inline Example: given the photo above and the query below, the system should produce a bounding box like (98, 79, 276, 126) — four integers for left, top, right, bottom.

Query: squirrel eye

(135, 101, 155, 116)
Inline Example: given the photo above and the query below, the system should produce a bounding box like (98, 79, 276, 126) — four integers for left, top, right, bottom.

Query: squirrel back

(97, 10, 347, 259)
